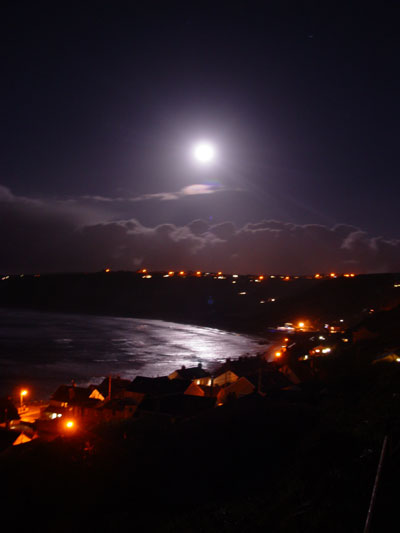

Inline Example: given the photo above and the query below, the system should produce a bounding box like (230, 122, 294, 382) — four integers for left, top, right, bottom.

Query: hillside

(1, 271, 400, 334)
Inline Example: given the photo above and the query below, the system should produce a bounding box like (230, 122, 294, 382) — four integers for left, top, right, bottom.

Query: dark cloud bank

(1, 185, 399, 275)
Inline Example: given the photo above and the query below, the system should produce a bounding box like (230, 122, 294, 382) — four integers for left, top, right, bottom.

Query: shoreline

(0, 307, 271, 401)
(0, 304, 272, 340)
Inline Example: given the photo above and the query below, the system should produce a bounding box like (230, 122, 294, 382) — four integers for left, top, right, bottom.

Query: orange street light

(275, 351, 282, 358)
(20, 389, 28, 410)
(65, 420, 75, 430)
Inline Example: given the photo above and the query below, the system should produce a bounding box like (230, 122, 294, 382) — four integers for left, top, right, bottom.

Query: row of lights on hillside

(2, 270, 358, 280)
(103, 268, 357, 279)
(136, 271, 356, 280)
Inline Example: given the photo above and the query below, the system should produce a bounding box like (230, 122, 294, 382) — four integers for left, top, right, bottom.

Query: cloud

(81, 183, 223, 205)
(1, 185, 400, 274)
(180, 184, 218, 196)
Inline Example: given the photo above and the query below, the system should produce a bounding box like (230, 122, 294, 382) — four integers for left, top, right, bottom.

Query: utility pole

(363, 434, 388, 533)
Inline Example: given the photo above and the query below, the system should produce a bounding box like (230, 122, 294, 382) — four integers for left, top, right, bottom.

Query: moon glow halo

(192, 141, 216, 164)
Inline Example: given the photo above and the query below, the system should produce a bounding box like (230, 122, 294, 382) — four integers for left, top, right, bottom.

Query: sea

(0, 308, 268, 399)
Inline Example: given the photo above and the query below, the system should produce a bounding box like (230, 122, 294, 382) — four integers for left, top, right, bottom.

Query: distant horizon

(3, 269, 400, 278)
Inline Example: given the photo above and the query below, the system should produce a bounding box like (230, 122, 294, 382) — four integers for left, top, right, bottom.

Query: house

(184, 382, 221, 398)
(89, 376, 131, 401)
(279, 360, 315, 384)
(213, 355, 269, 378)
(168, 363, 211, 384)
(49, 384, 94, 408)
(213, 370, 239, 386)
(125, 376, 192, 405)
(138, 393, 216, 422)
(43, 384, 102, 423)
(245, 367, 293, 393)
(95, 398, 138, 422)
(372, 351, 400, 364)
(217, 377, 255, 404)
(13, 432, 34, 446)
(212, 364, 292, 398)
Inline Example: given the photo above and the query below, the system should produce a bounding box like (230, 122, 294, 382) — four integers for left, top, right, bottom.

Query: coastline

(0, 307, 270, 400)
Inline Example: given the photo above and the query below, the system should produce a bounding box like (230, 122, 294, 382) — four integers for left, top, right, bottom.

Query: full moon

(192, 141, 216, 164)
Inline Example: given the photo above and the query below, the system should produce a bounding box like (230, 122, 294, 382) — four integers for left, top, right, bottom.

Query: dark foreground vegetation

(2, 356, 400, 532)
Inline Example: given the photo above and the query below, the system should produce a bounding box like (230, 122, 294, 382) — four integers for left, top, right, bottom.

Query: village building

(184, 382, 221, 398)
(40, 384, 102, 426)
(168, 363, 211, 384)
(125, 376, 192, 405)
(245, 367, 293, 393)
(213, 370, 239, 386)
(95, 397, 138, 422)
(138, 393, 216, 422)
(216, 376, 255, 404)
(89, 376, 131, 401)
(372, 350, 400, 364)
(213, 355, 269, 377)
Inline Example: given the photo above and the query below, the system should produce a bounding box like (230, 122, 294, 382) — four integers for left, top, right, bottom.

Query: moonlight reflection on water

(0, 309, 267, 398)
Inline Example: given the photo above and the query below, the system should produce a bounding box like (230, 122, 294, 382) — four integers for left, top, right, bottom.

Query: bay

(0, 309, 268, 399)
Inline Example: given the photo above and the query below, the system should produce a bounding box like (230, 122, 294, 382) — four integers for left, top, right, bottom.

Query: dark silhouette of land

(1, 271, 400, 334)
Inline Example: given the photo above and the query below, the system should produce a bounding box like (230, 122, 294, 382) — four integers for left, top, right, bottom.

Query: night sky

(2, 2, 400, 274)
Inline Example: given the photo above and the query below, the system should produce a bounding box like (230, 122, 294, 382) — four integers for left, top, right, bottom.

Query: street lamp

(20, 389, 28, 411)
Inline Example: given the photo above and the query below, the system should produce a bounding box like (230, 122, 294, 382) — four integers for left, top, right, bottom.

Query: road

(18, 403, 46, 423)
